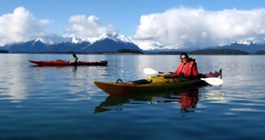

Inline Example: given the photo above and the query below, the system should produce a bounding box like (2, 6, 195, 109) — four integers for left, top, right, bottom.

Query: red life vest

(173, 59, 199, 77)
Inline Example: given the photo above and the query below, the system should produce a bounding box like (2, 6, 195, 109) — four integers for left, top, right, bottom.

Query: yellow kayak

(94, 76, 206, 95)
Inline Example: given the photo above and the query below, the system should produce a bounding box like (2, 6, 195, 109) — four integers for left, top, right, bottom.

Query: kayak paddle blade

(201, 78, 224, 86)
(143, 68, 159, 75)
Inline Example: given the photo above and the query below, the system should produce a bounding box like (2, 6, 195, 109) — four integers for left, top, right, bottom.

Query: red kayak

(28, 60, 108, 66)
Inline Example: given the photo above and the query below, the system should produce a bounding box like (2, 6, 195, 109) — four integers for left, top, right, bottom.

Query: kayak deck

(29, 60, 108, 66)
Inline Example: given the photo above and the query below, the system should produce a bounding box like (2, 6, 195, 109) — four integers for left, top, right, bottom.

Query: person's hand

(163, 74, 173, 79)
(178, 74, 185, 78)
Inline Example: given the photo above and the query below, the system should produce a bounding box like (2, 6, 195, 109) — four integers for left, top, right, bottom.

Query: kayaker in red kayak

(164, 52, 199, 78)
(69, 53, 78, 65)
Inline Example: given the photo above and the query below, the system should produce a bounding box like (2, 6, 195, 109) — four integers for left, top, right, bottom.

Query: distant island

(148, 43, 265, 55)
(189, 48, 249, 55)
(0, 50, 8, 53)
(116, 49, 144, 54)
(255, 50, 265, 55)
(148, 48, 249, 55)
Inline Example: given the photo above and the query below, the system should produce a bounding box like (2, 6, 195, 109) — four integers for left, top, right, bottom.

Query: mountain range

(221, 42, 265, 53)
(186, 42, 265, 55)
(1, 33, 142, 53)
(148, 41, 265, 55)
(1, 33, 265, 54)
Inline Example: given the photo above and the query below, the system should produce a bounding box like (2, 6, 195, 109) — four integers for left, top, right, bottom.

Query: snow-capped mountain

(33, 35, 83, 45)
(236, 40, 252, 45)
(2, 33, 142, 53)
(221, 42, 265, 53)
(86, 33, 141, 52)
(97, 33, 133, 43)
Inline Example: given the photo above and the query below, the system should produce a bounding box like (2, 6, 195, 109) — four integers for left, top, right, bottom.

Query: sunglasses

(180, 57, 187, 60)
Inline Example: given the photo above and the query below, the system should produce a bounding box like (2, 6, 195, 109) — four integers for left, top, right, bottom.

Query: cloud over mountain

(64, 15, 116, 42)
(0, 7, 49, 46)
(133, 7, 265, 50)
(2, 6, 265, 52)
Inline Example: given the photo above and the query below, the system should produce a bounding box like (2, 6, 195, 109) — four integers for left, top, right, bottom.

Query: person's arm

(172, 62, 183, 77)
(191, 63, 199, 77)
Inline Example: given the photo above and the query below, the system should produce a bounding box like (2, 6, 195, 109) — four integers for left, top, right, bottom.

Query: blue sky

(1, 0, 265, 49)
(1, 0, 180, 35)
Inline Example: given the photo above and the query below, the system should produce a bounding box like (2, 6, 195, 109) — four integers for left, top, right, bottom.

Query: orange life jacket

(173, 59, 199, 77)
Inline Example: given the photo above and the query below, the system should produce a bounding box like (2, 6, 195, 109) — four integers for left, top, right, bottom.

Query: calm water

(0, 54, 265, 140)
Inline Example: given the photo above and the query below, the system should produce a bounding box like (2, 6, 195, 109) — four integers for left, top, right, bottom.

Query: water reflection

(94, 88, 200, 114)
(28, 65, 105, 95)
(4, 77, 27, 103)
(0, 66, 28, 103)
(206, 90, 224, 101)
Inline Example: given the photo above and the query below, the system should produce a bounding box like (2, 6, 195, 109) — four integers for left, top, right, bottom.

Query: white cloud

(133, 8, 265, 50)
(0, 7, 49, 46)
(64, 15, 116, 42)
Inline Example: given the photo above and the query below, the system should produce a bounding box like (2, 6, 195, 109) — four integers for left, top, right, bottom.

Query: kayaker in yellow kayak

(164, 52, 199, 78)
(69, 53, 78, 64)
